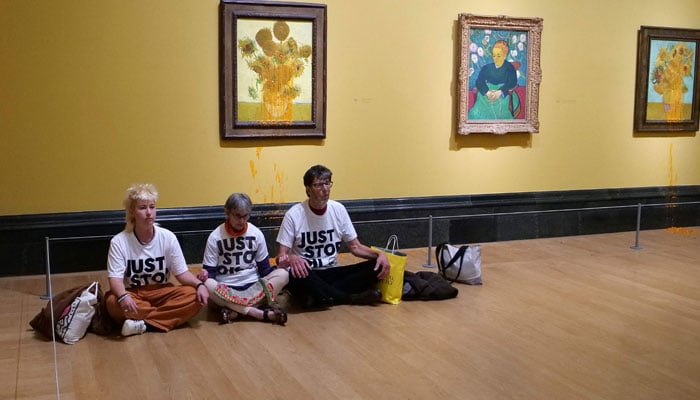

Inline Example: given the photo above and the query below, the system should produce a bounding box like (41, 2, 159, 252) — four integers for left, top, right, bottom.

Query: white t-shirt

(107, 225, 189, 288)
(202, 222, 269, 287)
(276, 199, 357, 269)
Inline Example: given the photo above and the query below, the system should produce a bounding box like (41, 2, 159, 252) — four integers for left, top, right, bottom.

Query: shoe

(262, 307, 288, 326)
(121, 319, 147, 336)
(350, 289, 382, 305)
(301, 295, 334, 309)
(220, 308, 238, 324)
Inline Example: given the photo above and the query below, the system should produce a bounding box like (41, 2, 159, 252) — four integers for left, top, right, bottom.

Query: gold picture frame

(457, 14, 543, 135)
(220, 0, 327, 139)
(633, 26, 700, 132)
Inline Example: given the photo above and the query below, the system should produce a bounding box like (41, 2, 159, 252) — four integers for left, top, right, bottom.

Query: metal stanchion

(41, 236, 61, 399)
(423, 215, 436, 268)
(41, 236, 52, 299)
(630, 203, 643, 250)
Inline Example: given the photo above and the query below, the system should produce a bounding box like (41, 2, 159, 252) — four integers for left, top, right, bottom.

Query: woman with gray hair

(197, 193, 289, 325)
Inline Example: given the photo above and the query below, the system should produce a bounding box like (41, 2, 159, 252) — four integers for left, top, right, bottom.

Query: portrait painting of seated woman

(467, 31, 529, 121)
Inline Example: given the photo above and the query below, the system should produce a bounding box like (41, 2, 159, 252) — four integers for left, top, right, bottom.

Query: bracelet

(196, 282, 205, 290)
(117, 293, 130, 303)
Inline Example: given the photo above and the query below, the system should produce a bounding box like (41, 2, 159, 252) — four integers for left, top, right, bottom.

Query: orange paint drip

(256, 147, 263, 159)
(666, 227, 699, 236)
(668, 143, 675, 186)
(249, 160, 258, 178)
(273, 163, 285, 203)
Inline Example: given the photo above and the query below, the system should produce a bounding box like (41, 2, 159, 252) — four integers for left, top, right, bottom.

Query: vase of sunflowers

(651, 42, 694, 121)
(238, 21, 313, 122)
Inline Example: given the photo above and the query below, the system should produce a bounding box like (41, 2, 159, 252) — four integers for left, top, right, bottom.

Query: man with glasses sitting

(275, 164, 390, 308)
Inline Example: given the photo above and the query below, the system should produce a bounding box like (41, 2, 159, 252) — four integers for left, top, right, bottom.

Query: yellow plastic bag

(373, 235, 407, 304)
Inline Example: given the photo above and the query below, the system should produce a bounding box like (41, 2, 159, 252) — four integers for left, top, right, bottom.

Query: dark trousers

(287, 260, 379, 306)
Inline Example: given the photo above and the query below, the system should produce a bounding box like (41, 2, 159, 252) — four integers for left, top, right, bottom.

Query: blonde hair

(123, 183, 158, 232)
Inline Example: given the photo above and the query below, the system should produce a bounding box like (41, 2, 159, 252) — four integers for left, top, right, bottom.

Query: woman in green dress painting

(468, 40, 520, 120)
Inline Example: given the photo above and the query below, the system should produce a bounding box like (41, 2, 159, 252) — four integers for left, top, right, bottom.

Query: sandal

(219, 308, 238, 324)
(262, 307, 287, 326)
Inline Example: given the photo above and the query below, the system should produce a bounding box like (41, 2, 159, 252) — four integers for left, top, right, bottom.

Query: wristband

(196, 282, 205, 290)
(117, 293, 130, 303)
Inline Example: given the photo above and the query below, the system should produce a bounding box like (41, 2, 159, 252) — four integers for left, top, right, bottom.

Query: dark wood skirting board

(1, 185, 698, 277)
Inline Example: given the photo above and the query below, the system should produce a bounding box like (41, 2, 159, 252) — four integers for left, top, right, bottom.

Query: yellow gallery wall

(1, 0, 699, 216)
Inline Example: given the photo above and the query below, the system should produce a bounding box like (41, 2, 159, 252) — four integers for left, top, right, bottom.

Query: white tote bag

(436, 243, 483, 285)
(55, 282, 99, 344)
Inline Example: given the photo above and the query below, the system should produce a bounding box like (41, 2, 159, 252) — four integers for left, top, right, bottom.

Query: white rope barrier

(43, 237, 61, 400)
(41, 200, 700, 296)
(409, 201, 700, 266)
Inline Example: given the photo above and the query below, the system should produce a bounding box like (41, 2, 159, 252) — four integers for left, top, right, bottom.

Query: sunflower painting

(236, 19, 314, 123)
(647, 40, 696, 121)
(633, 26, 700, 132)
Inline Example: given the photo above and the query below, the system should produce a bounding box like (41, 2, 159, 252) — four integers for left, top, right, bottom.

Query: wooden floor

(2, 228, 700, 400)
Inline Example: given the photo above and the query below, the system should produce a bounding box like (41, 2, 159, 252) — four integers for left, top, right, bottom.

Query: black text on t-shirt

(216, 236, 257, 271)
(127, 257, 170, 286)
(297, 229, 341, 268)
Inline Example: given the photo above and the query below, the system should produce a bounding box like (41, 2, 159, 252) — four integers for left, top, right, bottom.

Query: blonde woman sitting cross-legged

(105, 183, 208, 337)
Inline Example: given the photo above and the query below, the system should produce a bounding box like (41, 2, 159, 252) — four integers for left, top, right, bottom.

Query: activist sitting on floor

(105, 183, 208, 337)
(275, 164, 390, 308)
(197, 193, 288, 325)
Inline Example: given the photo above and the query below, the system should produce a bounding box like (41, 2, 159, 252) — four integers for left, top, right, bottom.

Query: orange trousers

(106, 283, 202, 332)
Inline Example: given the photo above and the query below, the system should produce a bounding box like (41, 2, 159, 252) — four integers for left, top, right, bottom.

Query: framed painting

(633, 26, 700, 132)
(457, 14, 543, 135)
(220, 0, 327, 139)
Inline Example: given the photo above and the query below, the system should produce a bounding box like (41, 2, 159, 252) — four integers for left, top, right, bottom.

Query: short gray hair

(224, 193, 252, 214)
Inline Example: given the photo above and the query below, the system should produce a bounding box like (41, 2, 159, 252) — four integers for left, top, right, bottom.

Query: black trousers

(287, 260, 379, 305)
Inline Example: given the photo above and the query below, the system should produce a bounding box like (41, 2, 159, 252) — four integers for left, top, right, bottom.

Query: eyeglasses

(310, 181, 333, 189)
